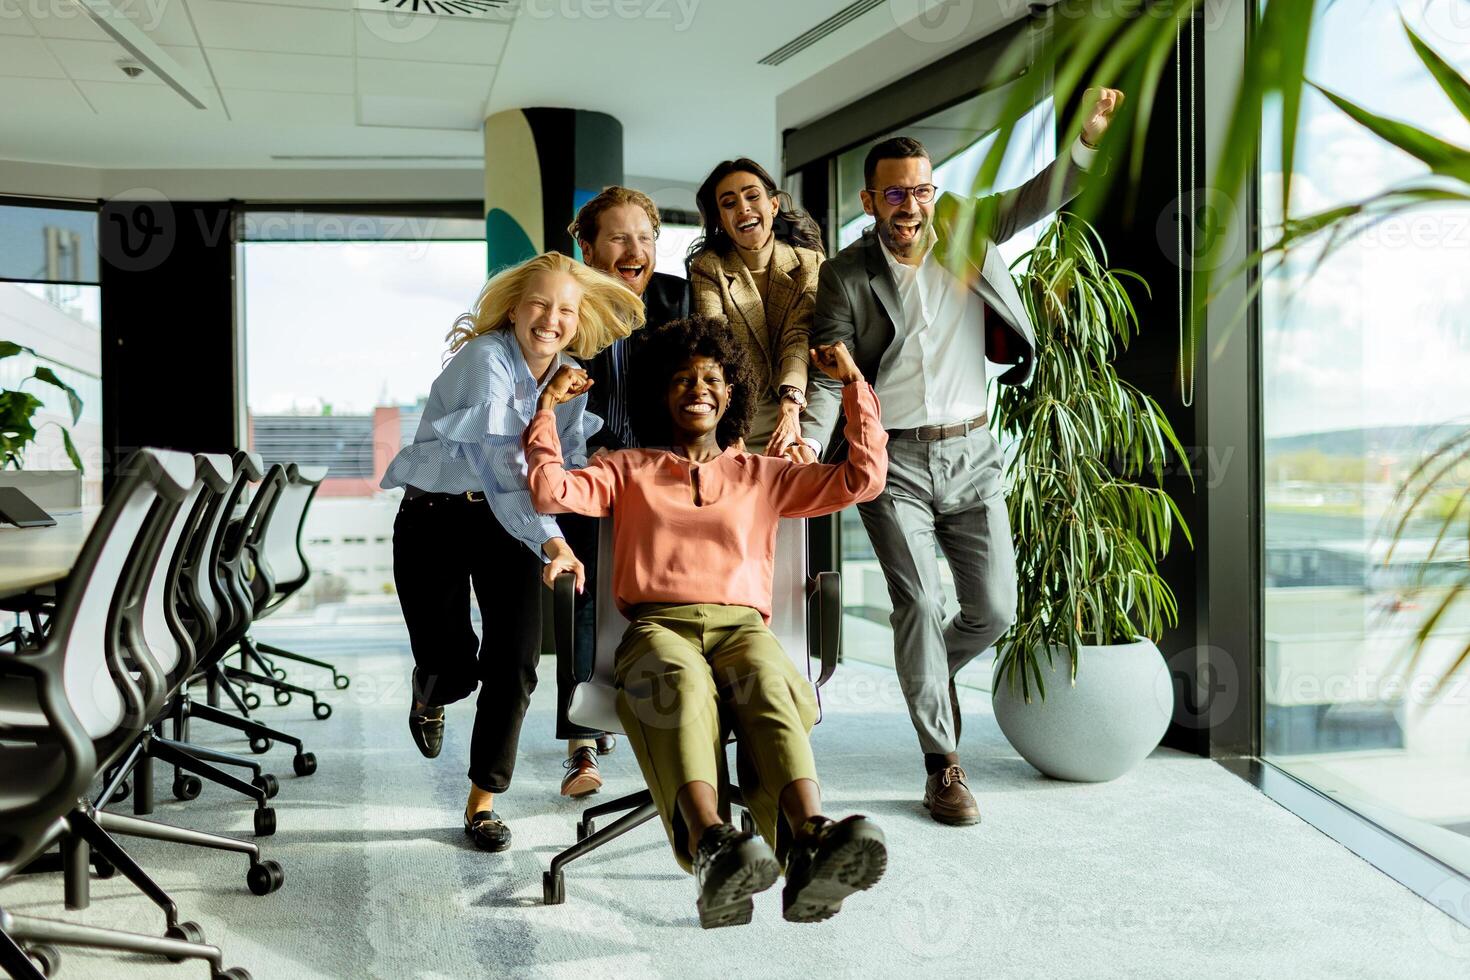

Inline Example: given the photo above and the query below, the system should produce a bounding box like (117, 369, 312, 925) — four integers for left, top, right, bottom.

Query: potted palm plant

(0, 341, 84, 509)
(989, 215, 1191, 782)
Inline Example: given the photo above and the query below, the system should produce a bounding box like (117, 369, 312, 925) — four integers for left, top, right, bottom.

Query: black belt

(402, 486, 485, 503)
(887, 412, 989, 443)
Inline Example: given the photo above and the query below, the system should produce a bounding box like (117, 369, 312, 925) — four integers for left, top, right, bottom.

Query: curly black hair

(628, 315, 758, 449)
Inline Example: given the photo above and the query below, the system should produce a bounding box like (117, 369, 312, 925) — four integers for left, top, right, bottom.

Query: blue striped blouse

(380, 329, 600, 560)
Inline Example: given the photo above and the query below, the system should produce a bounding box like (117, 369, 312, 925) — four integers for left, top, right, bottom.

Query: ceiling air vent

(357, 0, 513, 18)
(757, 0, 887, 66)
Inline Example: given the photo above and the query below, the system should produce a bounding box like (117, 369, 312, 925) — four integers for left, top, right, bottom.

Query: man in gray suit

(804, 88, 1122, 825)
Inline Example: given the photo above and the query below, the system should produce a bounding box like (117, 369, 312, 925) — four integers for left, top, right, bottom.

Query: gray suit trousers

(857, 425, 1017, 756)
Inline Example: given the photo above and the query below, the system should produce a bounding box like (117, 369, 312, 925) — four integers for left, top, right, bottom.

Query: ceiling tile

(208, 49, 355, 94)
(45, 39, 208, 85)
(214, 0, 352, 10)
(188, 0, 354, 55)
(0, 35, 66, 77)
(0, 3, 36, 34)
(225, 88, 355, 125)
(26, 0, 201, 46)
(74, 78, 225, 116)
(353, 11, 506, 64)
(0, 78, 90, 117)
(357, 92, 483, 130)
(355, 57, 491, 99)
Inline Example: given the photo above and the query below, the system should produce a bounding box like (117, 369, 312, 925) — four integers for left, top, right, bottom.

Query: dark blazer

(584, 270, 689, 451)
(804, 156, 1084, 455)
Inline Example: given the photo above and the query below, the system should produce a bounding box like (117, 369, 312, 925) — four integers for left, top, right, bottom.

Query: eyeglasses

(868, 183, 936, 206)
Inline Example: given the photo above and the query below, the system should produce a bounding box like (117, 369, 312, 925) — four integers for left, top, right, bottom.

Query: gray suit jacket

(805, 156, 1084, 455)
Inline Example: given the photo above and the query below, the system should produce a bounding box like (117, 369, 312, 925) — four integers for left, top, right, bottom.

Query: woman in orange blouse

(525, 316, 889, 929)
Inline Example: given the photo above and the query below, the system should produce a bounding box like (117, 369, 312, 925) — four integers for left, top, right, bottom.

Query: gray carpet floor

(4, 619, 1469, 979)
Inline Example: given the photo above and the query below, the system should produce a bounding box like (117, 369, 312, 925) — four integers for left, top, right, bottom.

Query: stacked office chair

(169, 453, 320, 779)
(541, 518, 840, 905)
(0, 448, 255, 980)
(211, 462, 338, 722)
(238, 464, 351, 692)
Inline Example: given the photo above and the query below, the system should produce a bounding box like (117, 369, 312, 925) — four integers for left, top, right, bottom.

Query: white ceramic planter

(991, 637, 1174, 782)
(0, 469, 82, 512)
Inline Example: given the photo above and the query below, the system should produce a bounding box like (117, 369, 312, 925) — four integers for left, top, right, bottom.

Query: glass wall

(1260, 0, 1470, 873)
(826, 88, 1057, 676)
(0, 201, 103, 503)
(238, 211, 486, 612)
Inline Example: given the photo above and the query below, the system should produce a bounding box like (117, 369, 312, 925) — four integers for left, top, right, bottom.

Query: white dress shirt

(873, 137, 1099, 430)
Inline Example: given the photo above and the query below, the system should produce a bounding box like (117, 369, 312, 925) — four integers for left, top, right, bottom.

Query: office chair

(239, 464, 352, 691)
(175, 453, 319, 778)
(541, 518, 840, 905)
(0, 448, 253, 980)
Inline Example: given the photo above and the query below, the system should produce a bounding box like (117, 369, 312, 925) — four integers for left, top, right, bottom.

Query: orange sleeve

(524, 409, 621, 517)
(770, 382, 888, 518)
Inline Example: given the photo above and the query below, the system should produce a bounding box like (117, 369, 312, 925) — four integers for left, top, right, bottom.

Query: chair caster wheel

(92, 853, 116, 879)
(111, 779, 130, 803)
(214, 968, 253, 980)
(165, 920, 205, 961)
(172, 775, 203, 801)
(740, 809, 754, 835)
(249, 736, 273, 754)
(243, 691, 262, 710)
(542, 870, 565, 905)
(334, 674, 350, 690)
(313, 701, 332, 720)
(576, 820, 593, 842)
(26, 943, 59, 976)
(273, 690, 292, 707)
(293, 752, 317, 777)
(272, 667, 287, 680)
(254, 806, 277, 837)
(253, 773, 279, 798)
(247, 859, 285, 895)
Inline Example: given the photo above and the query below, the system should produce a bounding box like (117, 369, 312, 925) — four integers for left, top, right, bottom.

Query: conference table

(0, 508, 99, 600)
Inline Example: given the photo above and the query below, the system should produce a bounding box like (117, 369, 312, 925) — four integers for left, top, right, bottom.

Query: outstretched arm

(524, 365, 622, 516)
(771, 343, 888, 517)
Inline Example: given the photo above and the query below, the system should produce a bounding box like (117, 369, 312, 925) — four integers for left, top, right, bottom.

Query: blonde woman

(381, 251, 644, 852)
(687, 158, 824, 461)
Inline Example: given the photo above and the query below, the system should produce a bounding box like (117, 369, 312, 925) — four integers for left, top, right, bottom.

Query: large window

(0, 201, 103, 503)
(239, 210, 486, 610)
(826, 88, 1058, 675)
(1260, 0, 1470, 874)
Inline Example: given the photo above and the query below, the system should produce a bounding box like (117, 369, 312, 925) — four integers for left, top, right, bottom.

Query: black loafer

(409, 703, 445, 759)
(693, 823, 780, 929)
(464, 809, 511, 852)
(782, 815, 887, 923)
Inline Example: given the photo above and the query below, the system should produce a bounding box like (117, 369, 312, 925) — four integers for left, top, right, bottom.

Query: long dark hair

(687, 158, 825, 263)
(628, 316, 758, 450)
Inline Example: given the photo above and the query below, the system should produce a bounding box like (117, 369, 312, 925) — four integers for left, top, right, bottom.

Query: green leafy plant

(994, 216, 1191, 701)
(0, 341, 83, 470)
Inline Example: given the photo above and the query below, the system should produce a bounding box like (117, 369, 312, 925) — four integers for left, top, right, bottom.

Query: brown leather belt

(402, 486, 485, 503)
(887, 412, 989, 443)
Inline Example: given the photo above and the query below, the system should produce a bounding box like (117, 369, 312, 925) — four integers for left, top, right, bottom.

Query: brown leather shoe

(560, 746, 602, 798)
(923, 765, 981, 826)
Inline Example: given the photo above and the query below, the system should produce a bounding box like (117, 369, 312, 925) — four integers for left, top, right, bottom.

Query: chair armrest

(806, 570, 841, 689)
(552, 571, 577, 678)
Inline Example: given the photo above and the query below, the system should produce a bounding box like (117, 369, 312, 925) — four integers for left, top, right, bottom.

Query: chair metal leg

(94, 810, 285, 897)
(188, 702, 305, 753)
(579, 789, 655, 824)
(0, 907, 230, 976)
(544, 799, 659, 905)
(222, 665, 331, 718)
(253, 640, 350, 689)
(94, 740, 144, 811)
(153, 737, 263, 779)
(0, 922, 45, 980)
(66, 807, 181, 932)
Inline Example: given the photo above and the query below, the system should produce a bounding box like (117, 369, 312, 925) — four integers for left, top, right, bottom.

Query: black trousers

(392, 492, 541, 793)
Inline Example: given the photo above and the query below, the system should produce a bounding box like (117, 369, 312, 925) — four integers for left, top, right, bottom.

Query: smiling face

(715, 171, 779, 252)
(581, 202, 656, 296)
(508, 269, 582, 375)
(666, 355, 730, 443)
(863, 155, 935, 259)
